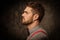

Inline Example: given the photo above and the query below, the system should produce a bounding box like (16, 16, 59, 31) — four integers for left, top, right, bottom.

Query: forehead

(24, 6, 33, 12)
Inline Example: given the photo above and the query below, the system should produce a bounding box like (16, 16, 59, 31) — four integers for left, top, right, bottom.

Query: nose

(22, 13, 24, 17)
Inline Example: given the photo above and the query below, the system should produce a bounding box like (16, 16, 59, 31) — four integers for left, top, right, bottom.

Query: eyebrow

(24, 11, 28, 14)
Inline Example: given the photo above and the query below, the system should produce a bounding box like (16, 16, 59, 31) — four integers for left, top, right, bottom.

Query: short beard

(22, 20, 33, 25)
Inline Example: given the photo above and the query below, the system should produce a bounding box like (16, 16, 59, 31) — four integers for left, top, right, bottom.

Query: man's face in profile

(22, 6, 34, 24)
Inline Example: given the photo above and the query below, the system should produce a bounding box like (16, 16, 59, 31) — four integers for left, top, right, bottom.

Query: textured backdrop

(0, 0, 60, 40)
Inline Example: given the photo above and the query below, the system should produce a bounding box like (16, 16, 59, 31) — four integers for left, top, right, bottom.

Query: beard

(22, 18, 33, 25)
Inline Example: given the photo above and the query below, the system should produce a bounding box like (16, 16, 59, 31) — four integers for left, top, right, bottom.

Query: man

(22, 1, 48, 40)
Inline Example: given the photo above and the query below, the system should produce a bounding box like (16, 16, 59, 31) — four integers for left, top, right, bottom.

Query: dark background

(0, 0, 60, 40)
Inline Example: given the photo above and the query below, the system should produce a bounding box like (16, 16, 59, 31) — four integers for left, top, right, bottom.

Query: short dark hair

(26, 1, 45, 22)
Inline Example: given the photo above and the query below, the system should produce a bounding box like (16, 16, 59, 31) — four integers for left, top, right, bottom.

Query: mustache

(22, 16, 25, 19)
(22, 16, 23, 18)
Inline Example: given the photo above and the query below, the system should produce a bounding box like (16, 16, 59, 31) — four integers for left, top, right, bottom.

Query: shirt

(27, 25, 48, 40)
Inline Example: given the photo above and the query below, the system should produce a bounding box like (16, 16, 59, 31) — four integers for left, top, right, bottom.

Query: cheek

(25, 14, 33, 20)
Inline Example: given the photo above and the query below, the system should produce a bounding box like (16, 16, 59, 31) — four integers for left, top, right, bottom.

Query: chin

(22, 21, 32, 25)
(22, 23, 28, 25)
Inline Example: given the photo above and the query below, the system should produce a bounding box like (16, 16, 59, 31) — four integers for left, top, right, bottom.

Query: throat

(27, 21, 40, 31)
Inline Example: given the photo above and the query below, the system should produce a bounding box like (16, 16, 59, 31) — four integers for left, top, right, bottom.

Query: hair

(26, 1, 45, 22)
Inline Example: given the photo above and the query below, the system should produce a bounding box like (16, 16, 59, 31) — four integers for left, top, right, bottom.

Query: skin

(22, 6, 40, 30)
(22, 6, 48, 40)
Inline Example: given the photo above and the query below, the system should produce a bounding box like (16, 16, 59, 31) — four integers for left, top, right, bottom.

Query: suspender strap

(28, 29, 47, 40)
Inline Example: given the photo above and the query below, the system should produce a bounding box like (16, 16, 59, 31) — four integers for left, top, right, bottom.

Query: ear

(33, 14, 39, 21)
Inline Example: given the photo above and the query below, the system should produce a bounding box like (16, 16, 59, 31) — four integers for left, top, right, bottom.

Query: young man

(22, 2, 48, 40)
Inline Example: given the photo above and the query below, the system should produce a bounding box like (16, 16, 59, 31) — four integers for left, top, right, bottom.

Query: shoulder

(27, 28, 48, 40)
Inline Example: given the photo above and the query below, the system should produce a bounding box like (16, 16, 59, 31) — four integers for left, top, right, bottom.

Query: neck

(27, 20, 40, 31)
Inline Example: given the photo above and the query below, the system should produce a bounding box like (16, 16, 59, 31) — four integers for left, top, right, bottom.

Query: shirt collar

(29, 25, 41, 34)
